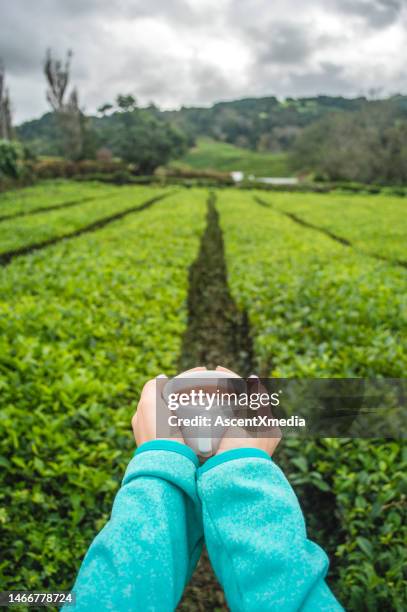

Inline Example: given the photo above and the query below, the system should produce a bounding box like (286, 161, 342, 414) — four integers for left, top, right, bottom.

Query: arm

(71, 440, 203, 611)
(69, 371, 208, 611)
(197, 449, 343, 612)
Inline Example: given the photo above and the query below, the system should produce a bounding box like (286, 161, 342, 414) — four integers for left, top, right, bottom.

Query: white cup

(162, 370, 245, 457)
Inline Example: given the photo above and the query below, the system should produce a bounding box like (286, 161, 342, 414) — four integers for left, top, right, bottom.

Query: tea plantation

(0, 181, 405, 611)
(218, 190, 407, 610)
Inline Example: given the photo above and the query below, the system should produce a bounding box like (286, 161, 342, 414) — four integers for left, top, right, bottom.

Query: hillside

(15, 94, 407, 183)
(17, 94, 384, 158)
(170, 138, 289, 177)
(163, 95, 369, 151)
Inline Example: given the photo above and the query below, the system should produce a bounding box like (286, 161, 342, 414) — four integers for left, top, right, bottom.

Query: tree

(44, 49, 95, 160)
(116, 94, 137, 112)
(97, 103, 113, 116)
(108, 97, 187, 173)
(0, 140, 22, 178)
(0, 61, 13, 140)
(44, 49, 72, 112)
(290, 100, 407, 185)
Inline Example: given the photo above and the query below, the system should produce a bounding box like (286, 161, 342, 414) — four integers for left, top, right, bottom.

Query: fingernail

(249, 374, 259, 378)
(156, 374, 167, 379)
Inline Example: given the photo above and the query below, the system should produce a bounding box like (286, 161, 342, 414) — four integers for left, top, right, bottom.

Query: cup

(162, 370, 246, 457)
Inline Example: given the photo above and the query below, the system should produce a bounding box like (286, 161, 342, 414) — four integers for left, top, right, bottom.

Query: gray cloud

(0, 0, 406, 123)
(286, 63, 354, 97)
(191, 62, 243, 105)
(0, 37, 41, 76)
(331, 0, 402, 28)
(257, 24, 315, 64)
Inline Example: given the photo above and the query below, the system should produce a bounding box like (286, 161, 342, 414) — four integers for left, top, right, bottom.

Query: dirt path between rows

(177, 192, 254, 611)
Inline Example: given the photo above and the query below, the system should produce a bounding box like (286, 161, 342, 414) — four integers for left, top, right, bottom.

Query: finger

(155, 375, 169, 403)
(141, 375, 166, 399)
(139, 378, 163, 415)
(247, 373, 269, 397)
(131, 412, 138, 429)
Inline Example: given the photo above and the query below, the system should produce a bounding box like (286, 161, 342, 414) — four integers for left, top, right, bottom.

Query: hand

(214, 366, 281, 457)
(132, 367, 207, 446)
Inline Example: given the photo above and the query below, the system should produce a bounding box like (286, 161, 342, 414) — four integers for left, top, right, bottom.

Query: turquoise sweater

(68, 441, 343, 611)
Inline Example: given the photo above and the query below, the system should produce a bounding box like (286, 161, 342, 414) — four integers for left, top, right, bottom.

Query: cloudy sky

(1, 0, 406, 123)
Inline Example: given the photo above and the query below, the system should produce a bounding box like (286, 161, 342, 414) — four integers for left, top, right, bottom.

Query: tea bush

(219, 190, 407, 610)
(0, 185, 170, 255)
(0, 184, 405, 611)
(0, 188, 206, 591)
(261, 190, 407, 262)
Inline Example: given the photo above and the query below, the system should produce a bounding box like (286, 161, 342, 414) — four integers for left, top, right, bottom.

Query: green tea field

(0, 181, 406, 611)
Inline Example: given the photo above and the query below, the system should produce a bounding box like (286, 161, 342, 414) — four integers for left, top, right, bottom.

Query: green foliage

(0, 180, 114, 217)
(74, 173, 160, 185)
(16, 94, 407, 184)
(56, 97, 190, 173)
(171, 137, 289, 177)
(109, 108, 187, 173)
(0, 182, 405, 610)
(0, 140, 23, 178)
(14, 112, 98, 162)
(291, 101, 407, 185)
(218, 190, 406, 609)
(15, 113, 65, 157)
(116, 94, 137, 112)
(20, 95, 407, 164)
(266, 191, 407, 261)
(0, 184, 169, 255)
(0, 187, 207, 591)
(97, 103, 113, 116)
(164, 95, 370, 152)
(282, 439, 407, 611)
(31, 159, 126, 180)
(219, 190, 407, 377)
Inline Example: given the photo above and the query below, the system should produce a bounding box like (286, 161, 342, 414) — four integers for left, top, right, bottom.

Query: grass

(171, 137, 290, 177)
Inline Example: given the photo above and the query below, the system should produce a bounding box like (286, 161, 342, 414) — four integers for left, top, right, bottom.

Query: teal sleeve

(69, 441, 203, 611)
(197, 449, 344, 612)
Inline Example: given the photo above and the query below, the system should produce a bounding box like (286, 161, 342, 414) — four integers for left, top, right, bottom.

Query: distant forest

(17, 94, 407, 184)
